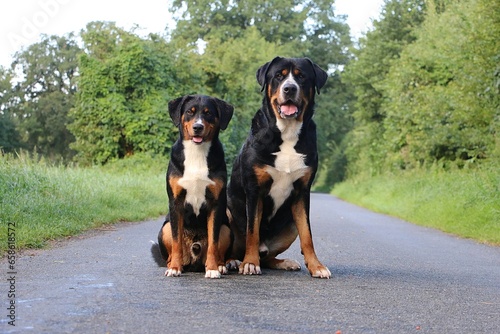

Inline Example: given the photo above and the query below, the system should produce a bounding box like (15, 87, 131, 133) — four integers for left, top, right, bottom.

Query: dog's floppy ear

(213, 98, 234, 130)
(168, 95, 191, 127)
(305, 58, 328, 95)
(256, 56, 283, 92)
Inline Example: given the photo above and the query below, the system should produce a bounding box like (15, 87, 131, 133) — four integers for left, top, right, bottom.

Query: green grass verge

(332, 166, 500, 245)
(1, 153, 167, 252)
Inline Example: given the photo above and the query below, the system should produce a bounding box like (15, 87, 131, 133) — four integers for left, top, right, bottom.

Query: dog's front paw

(165, 268, 182, 277)
(218, 265, 228, 275)
(205, 270, 222, 279)
(309, 265, 331, 279)
(239, 262, 262, 275)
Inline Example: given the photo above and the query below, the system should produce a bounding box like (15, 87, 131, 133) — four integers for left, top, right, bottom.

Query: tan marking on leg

(161, 222, 173, 267)
(261, 223, 300, 271)
(205, 210, 221, 278)
(240, 199, 262, 275)
(292, 199, 331, 279)
(166, 213, 184, 277)
(265, 223, 298, 257)
(217, 225, 231, 274)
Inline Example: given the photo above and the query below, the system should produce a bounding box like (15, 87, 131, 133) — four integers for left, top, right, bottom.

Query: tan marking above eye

(281, 69, 289, 76)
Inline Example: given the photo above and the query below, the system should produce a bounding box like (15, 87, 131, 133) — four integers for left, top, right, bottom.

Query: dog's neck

(276, 118, 303, 141)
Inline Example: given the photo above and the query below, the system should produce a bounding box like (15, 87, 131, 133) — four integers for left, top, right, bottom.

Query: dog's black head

(256, 57, 327, 121)
(168, 95, 234, 144)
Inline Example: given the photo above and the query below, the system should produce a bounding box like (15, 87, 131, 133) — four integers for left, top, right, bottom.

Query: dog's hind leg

(260, 223, 301, 271)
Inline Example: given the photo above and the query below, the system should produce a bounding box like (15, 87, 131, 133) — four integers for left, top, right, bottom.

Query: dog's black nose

(283, 83, 298, 96)
(192, 122, 204, 134)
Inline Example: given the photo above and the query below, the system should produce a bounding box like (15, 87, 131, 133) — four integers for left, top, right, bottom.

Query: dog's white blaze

(279, 73, 300, 102)
(266, 120, 307, 216)
(178, 140, 215, 216)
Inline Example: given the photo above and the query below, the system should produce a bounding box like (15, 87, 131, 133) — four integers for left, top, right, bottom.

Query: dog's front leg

(240, 197, 263, 275)
(293, 195, 331, 279)
(166, 210, 184, 277)
(205, 209, 227, 278)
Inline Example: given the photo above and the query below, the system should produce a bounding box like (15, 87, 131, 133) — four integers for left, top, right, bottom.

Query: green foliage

(343, 0, 427, 175)
(0, 152, 166, 251)
(0, 67, 22, 152)
(69, 22, 181, 165)
(382, 0, 500, 169)
(343, 0, 499, 176)
(169, 0, 353, 180)
(8, 34, 80, 160)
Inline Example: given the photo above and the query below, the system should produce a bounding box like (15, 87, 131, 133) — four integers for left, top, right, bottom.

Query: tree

(381, 0, 500, 168)
(10, 34, 80, 160)
(69, 22, 186, 164)
(343, 0, 427, 175)
(0, 66, 22, 152)
(168, 0, 353, 182)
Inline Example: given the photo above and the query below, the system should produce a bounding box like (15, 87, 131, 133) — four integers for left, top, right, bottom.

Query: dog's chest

(265, 121, 308, 215)
(178, 141, 215, 215)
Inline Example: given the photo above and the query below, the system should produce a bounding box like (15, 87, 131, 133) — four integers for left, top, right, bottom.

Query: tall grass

(332, 165, 500, 245)
(0, 153, 167, 252)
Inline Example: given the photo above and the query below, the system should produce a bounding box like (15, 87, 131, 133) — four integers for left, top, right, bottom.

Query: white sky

(0, 0, 384, 68)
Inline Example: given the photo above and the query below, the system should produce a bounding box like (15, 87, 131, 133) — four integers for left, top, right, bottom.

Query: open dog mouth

(192, 136, 204, 144)
(278, 101, 300, 118)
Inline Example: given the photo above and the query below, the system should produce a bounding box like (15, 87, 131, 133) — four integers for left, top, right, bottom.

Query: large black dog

(153, 95, 234, 279)
(227, 57, 331, 278)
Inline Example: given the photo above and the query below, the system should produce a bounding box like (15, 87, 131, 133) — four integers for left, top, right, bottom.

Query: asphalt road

(2, 193, 499, 333)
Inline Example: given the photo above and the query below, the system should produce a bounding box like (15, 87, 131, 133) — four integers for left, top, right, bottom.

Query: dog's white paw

(205, 269, 222, 279)
(218, 265, 228, 275)
(226, 259, 241, 271)
(311, 266, 331, 279)
(276, 259, 301, 271)
(165, 268, 182, 277)
(239, 263, 262, 275)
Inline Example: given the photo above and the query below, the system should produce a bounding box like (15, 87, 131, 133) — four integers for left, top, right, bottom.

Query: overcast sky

(0, 0, 384, 67)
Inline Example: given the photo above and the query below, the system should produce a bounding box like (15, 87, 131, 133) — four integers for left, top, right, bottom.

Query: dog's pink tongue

(281, 104, 298, 116)
(192, 136, 203, 144)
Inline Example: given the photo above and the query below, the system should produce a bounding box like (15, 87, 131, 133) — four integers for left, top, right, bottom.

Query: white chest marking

(266, 120, 308, 216)
(178, 140, 215, 216)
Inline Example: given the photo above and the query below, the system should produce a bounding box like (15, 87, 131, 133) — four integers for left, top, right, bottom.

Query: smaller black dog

(151, 94, 233, 278)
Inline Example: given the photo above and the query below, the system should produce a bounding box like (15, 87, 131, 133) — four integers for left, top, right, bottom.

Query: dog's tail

(150, 241, 166, 267)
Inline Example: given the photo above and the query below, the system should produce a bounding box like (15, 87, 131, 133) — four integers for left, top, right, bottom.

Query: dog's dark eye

(275, 72, 283, 80)
(186, 108, 195, 116)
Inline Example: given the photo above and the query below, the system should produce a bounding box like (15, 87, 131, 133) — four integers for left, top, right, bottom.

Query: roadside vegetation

(332, 165, 500, 245)
(0, 153, 166, 252)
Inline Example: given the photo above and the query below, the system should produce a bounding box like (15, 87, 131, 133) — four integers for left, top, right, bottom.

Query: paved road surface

(2, 193, 499, 333)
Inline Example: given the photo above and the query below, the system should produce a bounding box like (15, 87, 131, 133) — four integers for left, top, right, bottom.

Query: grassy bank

(0, 153, 167, 252)
(332, 166, 500, 245)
